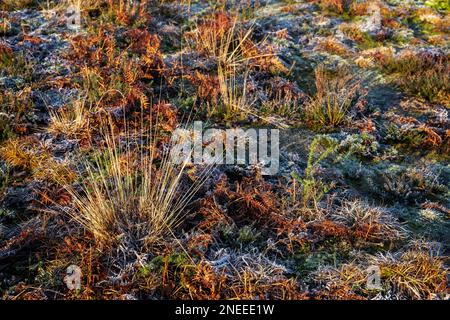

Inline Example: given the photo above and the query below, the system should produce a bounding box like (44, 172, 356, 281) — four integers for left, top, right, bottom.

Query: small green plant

(317, 0, 354, 15)
(0, 115, 15, 142)
(338, 133, 379, 159)
(237, 225, 260, 245)
(361, 163, 447, 204)
(148, 252, 189, 271)
(80, 66, 105, 104)
(0, 48, 33, 80)
(385, 123, 427, 149)
(239, 0, 260, 20)
(292, 135, 338, 209)
(425, 0, 450, 13)
(339, 24, 379, 49)
(0, 17, 12, 36)
(49, 99, 91, 140)
(379, 244, 447, 299)
(0, 45, 15, 70)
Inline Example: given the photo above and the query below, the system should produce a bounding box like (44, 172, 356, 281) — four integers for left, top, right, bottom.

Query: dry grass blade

(48, 99, 91, 140)
(217, 63, 251, 116)
(377, 243, 447, 299)
(57, 117, 210, 251)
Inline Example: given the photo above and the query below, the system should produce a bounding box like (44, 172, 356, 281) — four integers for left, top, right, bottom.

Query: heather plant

(377, 50, 449, 105)
(338, 133, 379, 159)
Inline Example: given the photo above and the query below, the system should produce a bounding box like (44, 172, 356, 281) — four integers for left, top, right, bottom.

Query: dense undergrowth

(0, 0, 448, 300)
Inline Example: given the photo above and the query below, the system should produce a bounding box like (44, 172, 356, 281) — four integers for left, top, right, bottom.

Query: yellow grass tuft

(49, 99, 91, 140)
(58, 118, 209, 251)
(0, 138, 76, 184)
(379, 245, 447, 299)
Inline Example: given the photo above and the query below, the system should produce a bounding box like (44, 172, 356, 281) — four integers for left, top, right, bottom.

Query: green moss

(317, 28, 333, 37)
(392, 33, 410, 45)
(293, 241, 352, 279)
(148, 252, 189, 271)
(140, 252, 192, 288)
(294, 251, 338, 276)
(357, 32, 382, 49)
(237, 225, 260, 245)
(175, 96, 196, 112)
(425, 0, 450, 13)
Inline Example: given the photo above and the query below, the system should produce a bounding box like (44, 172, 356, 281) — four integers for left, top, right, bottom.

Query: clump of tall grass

(187, 13, 255, 117)
(332, 199, 406, 243)
(59, 119, 208, 252)
(48, 99, 91, 140)
(217, 64, 250, 118)
(305, 65, 364, 129)
(187, 13, 283, 119)
(377, 242, 447, 299)
(315, 241, 447, 299)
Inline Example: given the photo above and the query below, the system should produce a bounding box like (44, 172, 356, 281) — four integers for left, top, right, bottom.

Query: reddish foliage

(0, 41, 13, 57)
(68, 27, 164, 80)
(308, 220, 351, 241)
(186, 71, 220, 104)
(353, 222, 383, 242)
(178, 261, 226, 299)
(21, 34, 44, 45)
(38, 186, 72, 206)
(213, 174, 279, 225)
(195, 173, 308, 253)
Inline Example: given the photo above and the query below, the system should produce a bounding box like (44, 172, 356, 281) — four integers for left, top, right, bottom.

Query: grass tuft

(58, 118, 207, 251)
(305, 65, 364, 129)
